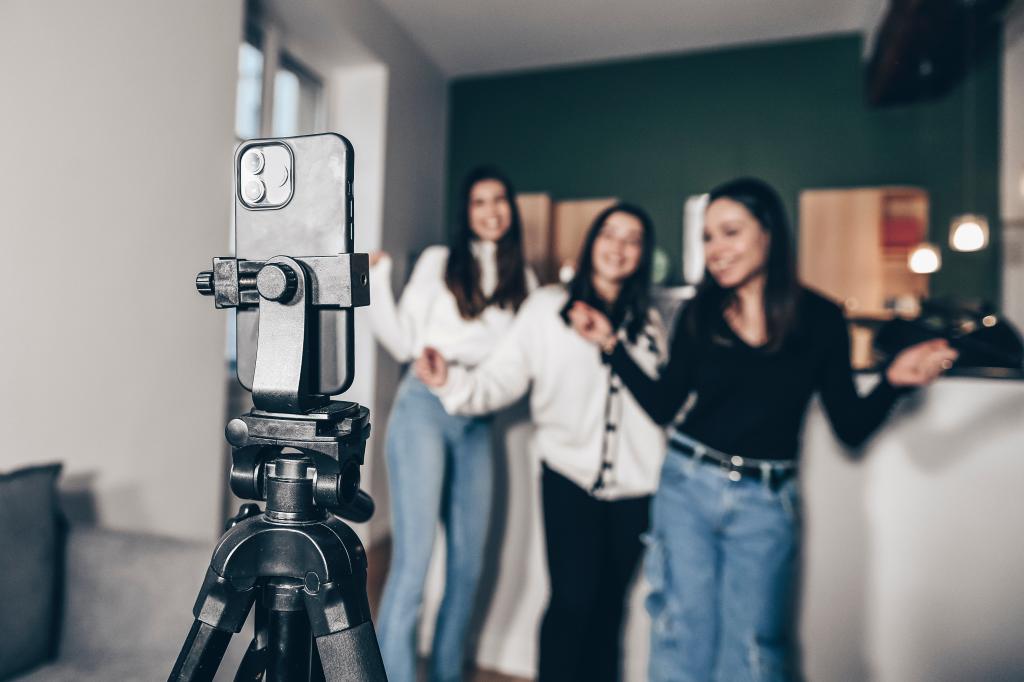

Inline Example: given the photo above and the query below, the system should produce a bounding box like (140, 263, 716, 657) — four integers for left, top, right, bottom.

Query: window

(235, 40, 264, 140)
(273, 54, 324, 137)
(234, 21, 324, 140)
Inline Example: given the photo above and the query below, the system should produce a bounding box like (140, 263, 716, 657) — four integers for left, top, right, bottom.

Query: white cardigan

(434, 285, 668, 500)
(368, 242, 536, 367)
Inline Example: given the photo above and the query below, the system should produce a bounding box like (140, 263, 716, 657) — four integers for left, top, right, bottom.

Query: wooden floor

(472, 670, 530, 682)
(367, 539, 531, 682)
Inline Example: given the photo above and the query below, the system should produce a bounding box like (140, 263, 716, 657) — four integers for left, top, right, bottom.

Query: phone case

(234, 133, 355, 396)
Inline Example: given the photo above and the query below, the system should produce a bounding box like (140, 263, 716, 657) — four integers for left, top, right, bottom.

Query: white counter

(801, 376, 1024, 681)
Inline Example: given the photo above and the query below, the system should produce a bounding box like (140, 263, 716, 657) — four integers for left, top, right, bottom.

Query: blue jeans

(645, 441, 801, 682)
(376, 372, 494, 682)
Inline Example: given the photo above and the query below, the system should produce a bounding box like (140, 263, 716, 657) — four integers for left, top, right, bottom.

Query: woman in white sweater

(416, 203, 667, 682)
(369, 167, 535, 682)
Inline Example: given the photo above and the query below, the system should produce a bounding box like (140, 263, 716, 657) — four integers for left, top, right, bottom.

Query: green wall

(447, 34, 1001, 301)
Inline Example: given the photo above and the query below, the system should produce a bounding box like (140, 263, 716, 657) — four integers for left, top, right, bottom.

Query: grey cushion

(0, 463, 63, 680)
(11, 656, 169, 682)
(10, 524, 250, 681)
(57, 525, 211, 660)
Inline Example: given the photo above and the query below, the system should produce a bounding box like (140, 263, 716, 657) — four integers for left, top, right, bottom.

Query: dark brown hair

(686, 177, 800, 351)
(559, 203, 656, 343)
(445, 166, 529, 319)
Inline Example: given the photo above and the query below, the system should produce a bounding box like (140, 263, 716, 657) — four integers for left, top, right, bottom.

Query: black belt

(670, 435, 797, 491)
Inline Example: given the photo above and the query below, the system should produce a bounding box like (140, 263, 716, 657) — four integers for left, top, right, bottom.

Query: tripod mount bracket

(197, 253, 370, 310)
(197, 252, 370, 413)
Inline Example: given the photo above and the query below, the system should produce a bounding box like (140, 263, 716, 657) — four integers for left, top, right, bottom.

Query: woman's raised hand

(886, 338, 959, 387)
(415, 346, 448, 387)
(568, 301, 616, 351)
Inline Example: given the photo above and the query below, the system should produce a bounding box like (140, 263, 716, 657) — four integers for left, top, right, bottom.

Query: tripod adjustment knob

(256, 263, 298, 302)
(225, 503, 262, 530)
(225, 418, 249, 447)
(195, 270, 214, 296)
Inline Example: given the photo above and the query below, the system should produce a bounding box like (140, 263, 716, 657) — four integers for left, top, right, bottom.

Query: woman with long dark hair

(569, 178, 957, 681)
(416, 203, 667, 681)
(368, 166, 534, 682)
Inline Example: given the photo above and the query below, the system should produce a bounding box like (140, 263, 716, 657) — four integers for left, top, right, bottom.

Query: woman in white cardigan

(416, 203, 667, 682)
(369, 166, 536, 682)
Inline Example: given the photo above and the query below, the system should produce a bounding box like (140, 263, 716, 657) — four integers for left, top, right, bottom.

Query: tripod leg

(169, 621, 233, 682)
(170, 568, 257, 682)
(313, 623, 387, 681)
(310, 636, 326, 682)
(233, 603, 271, 682)
(302, 579, 385, 681)
(268, 609, 314, 682)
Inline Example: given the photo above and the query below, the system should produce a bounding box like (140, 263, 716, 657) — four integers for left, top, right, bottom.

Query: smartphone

(233, 133, 355, 396)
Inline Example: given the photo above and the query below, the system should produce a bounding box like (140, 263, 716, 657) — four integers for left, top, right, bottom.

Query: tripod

(170, 254, 387, 681)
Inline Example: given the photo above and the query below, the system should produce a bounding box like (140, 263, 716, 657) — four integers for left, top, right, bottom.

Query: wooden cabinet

(517, 194, 616, 284)
(799, 187, 931, 369)
(799, 187, 930, 316)
(552, 198, 618, 273)
(516, 193, 554, 283)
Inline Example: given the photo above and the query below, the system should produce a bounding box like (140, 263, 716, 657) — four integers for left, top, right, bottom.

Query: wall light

(908, 243, 942, 274)
(949, 213, 989, 252)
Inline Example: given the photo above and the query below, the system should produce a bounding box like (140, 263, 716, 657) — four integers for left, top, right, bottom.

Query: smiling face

(467, 178, 513, 242)
(703, 197, 771, 290)
(591, 210, 645, 284)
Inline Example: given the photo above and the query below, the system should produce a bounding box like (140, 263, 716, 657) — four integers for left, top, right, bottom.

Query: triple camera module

(239, 143, 293, 208)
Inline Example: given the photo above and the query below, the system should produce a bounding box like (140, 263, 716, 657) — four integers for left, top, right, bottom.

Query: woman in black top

(569, 177, 956, 682)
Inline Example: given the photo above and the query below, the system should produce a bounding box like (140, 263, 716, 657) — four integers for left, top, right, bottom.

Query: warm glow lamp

(949, 213, 989, 252)
(908, 243, 942, 274)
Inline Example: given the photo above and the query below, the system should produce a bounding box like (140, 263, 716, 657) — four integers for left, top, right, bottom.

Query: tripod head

(196, 250, 373, 520)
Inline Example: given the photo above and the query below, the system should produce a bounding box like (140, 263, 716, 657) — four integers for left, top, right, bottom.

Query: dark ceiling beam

(866, 0, 1009, 107)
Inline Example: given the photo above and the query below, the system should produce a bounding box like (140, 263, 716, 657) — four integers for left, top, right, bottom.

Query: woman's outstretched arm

(569, 301, 694, 426)
(817, 304, 957, 448)
(367, 248, 445, 363)
(417, 293, 540, 416)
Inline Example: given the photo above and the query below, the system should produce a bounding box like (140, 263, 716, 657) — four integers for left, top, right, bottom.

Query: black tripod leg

(303, 581, 387, 681)
(310, 636, 326, 682)
(233, 603, 271, 682)
(268, 609, 314, 682)
(313, 623, 387, 681)
(169, 621, 234, 682)
(170, 568, 257, 682)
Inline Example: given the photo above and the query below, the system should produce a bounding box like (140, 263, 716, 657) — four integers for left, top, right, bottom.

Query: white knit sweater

(434, 285, 668, 499)
(368, 242, 536, 366)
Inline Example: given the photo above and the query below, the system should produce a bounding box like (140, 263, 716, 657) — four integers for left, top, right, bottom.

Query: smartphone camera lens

(243, 179, 266, 203)
(242, 148, 265, 174)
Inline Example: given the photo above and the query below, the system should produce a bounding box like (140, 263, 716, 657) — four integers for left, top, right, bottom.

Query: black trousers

(537, 464, 651, 682)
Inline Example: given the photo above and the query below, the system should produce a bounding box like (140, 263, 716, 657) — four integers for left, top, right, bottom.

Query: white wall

(0, 0, 243, 541)
(0, 0, 447, 544)
(1002, 0, 1024, 327)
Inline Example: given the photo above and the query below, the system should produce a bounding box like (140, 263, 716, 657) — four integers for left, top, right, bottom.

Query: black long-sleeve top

(609, 288, 907, 461)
